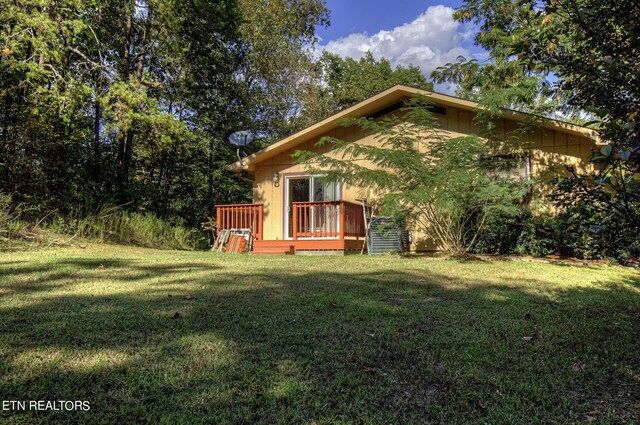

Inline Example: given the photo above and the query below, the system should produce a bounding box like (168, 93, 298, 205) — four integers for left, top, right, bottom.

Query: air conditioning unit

(367, 217, 408, 255)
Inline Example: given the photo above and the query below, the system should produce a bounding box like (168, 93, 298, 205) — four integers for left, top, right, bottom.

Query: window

(428, 104, 447, 116)
(489, 155, 531, 182)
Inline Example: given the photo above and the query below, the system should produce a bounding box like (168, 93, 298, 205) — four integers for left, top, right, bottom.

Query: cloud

(320, 5, 476, 93)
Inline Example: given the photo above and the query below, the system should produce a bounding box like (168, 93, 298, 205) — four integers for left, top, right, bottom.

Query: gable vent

(367, 101, 405, 120)
(367, 99, 447, 120)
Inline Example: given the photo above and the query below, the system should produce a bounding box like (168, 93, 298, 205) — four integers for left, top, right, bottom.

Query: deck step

(249, 250, 294, 255)
(251, 244, 295, 255)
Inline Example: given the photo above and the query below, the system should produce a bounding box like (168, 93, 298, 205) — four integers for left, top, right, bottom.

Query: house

(221, 85, 597, 254)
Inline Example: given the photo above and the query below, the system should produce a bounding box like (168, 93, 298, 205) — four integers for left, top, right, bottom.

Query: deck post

(292, 204, 298, 240)
(215, 206, 220, 236)
(257, 205, 263, 240)
(339, 201, 346, 240)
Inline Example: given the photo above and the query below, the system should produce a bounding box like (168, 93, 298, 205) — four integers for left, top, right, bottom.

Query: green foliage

(237, 0, 330, 140)
(0, 192, 10, 224)
(549, 156, 640, 260)
(295, 99, 529, 255)
(514, 215, 561, 258)
(468, 211, 523, 254)
(435, 0, 640, 158)
(0, 0, 269, 245)
(435, 0, 640, 260)
(0, 192, 29, 242)
(467, 210, 563, 257)
(0, 192, 13, 238)
(309, 51, 432, 120)
(0, 195, 203, 250)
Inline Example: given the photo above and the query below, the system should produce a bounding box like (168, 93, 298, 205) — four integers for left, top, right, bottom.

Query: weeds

(0, 196, 202, 250)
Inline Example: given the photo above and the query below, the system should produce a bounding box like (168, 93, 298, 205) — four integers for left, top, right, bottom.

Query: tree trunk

(115, 13, 133, 201)
(92, 88, 101, 181)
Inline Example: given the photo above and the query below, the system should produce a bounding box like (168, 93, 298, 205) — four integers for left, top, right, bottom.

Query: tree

(237, 0, 330, 140)
(433, 0, 639, 163)
(294, 100, 528, 255)
(324, 51, 432, 107)
(303, 51, 432, 124)
(432, 0, 640, 260)
(0, 0, 99, 209)
(0, 0, 248, 229)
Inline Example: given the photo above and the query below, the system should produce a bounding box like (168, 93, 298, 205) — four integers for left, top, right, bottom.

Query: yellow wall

(251, 105, 595, 249)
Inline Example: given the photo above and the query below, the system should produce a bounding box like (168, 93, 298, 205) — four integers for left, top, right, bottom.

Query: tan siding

(251, 107, 596, 251)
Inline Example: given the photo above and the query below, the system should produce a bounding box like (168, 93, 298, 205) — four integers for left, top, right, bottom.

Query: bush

(1, 193, 206, 250)
(469, 204, 640, 260)
(514, 215, 561, 257)
(0, 192, 28, 240)
(468, 210, 561, 257)
(547, 153, 640, 261)
(468, 211, 522, 254)
(0, 192, 11, 236)
(549, 207, 640, 261)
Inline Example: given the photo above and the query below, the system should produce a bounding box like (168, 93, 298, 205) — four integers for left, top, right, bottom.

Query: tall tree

(0, 0, 98, 208)
(432, 0, 640, 161)
(96, 0, 246, 219)
(315, 51, 433, 117)
(1, 0, 248, 228)
(237, 0, 330, 140)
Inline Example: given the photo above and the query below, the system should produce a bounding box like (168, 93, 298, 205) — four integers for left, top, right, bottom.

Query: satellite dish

(228, 130, 256, 162)
(228, 130, 255, 147)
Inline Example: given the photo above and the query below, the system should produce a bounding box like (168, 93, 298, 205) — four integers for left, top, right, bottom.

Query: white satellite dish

(228, 130, 255, 147)
(228, 130, 255, 162)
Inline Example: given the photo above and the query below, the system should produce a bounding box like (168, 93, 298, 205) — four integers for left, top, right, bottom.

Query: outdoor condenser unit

(367, 217, 408, 255)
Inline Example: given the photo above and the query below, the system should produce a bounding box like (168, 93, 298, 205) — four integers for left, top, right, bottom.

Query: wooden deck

(216, 201, 368, 255)
(251, 238, 364, 255)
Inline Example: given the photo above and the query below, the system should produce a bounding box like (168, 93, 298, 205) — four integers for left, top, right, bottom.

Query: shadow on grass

(0, 256, 639, 424)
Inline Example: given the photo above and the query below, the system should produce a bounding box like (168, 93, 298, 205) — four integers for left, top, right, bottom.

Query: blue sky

(315, 1, 484, 92)
(317, 0, 463, 41)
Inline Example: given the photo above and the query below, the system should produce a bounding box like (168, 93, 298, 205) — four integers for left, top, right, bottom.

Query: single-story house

(221, 85, 597, 254)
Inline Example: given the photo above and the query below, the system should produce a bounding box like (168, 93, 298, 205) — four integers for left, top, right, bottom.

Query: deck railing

(215, 203, 263, 240)
(292, 201, 366, 240)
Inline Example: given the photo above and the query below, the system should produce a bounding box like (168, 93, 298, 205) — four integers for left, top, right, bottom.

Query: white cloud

(320, 5, 475, 93)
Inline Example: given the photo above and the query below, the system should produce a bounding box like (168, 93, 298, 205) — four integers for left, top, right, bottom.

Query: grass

(1, 245, 639, 424)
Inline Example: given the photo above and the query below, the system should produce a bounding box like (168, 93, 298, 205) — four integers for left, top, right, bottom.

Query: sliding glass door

(285, 175, 340, 239)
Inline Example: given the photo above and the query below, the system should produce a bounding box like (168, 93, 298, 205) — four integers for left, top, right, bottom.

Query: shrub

(0, 192, 27, 239)
(1, 196, 205, 250)
(549, 158, 640, 261)
(514, 215, 560, 257)
(550, 205, 640, 261)
(0, 192, 11, 236)
(468, 211, 523, 254)
(468, 210, 562, 257)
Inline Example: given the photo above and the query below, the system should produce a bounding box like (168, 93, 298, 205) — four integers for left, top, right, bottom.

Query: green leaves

(316, 51, 433, 114)
(0, 0, 249, 229)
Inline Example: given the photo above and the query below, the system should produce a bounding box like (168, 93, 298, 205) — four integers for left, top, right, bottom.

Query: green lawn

(1, 246, 639, 424)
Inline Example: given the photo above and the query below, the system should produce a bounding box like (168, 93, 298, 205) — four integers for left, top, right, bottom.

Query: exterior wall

(252, 105, 596, 250)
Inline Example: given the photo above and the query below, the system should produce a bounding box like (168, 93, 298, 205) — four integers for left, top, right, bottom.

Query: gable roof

(228, 84, 596, 173)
